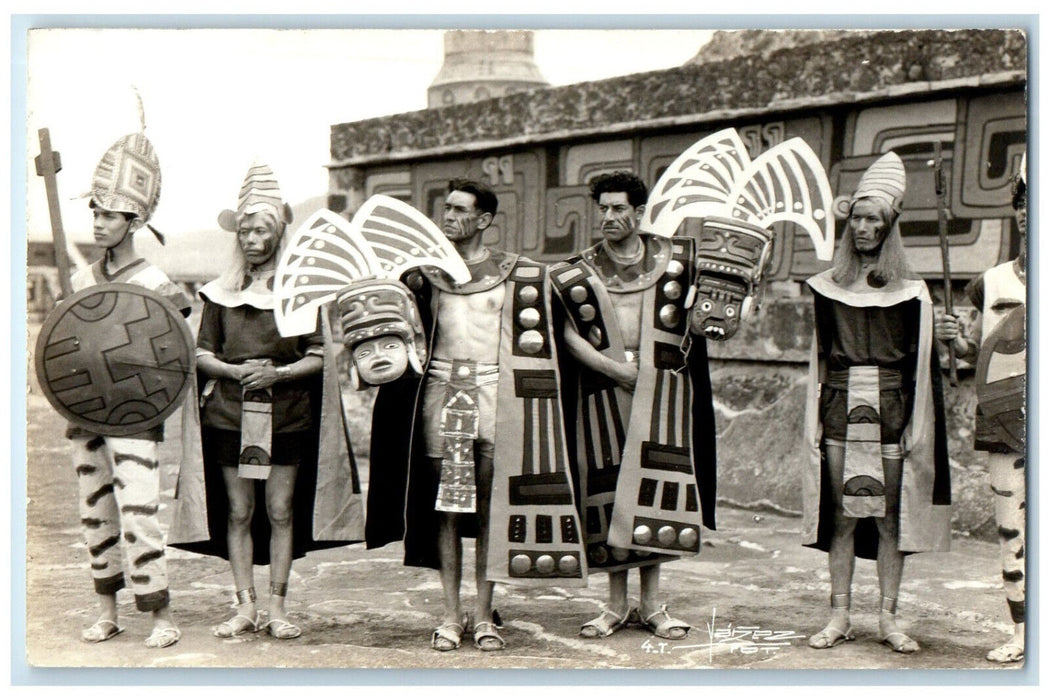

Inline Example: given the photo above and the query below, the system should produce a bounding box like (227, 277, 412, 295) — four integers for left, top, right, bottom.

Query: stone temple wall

(708, 360, 997, 541)
(331, 28, 1026, 165)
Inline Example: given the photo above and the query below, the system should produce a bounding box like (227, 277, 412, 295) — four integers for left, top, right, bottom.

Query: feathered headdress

(643, 127, 835, 260)
(273, 196, 471, 387)
(640, 128, 835, 340)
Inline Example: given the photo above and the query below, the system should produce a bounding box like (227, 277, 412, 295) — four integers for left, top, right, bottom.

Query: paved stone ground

(23, 388, 1023, 675)
(21, 316, 1027, 677)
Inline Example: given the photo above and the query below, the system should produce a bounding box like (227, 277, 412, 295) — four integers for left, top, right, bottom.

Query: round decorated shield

(975, 303, 1026, 453)
(35, 282, 195, 437)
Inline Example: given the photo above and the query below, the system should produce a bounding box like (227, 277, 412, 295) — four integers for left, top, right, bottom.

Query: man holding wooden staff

(56, 123, 189, 649)
(935, 154, 1028, 664)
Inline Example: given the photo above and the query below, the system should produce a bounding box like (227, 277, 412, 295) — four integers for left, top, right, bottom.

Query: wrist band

(276, 366, 292, 381)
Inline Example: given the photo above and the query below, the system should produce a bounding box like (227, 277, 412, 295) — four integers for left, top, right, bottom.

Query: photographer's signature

(641, 608, 806, 660)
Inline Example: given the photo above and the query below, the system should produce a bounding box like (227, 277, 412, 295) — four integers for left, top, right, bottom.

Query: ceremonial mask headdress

(641, 127, 835, 340)
(336, 277, 428, 388)
(851, 151, 907, 213)
(218, 162, 294, 233)
(273, 197, 471, 388)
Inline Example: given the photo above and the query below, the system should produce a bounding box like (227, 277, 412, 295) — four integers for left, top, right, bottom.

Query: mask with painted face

(336, 278, 426, 389)
(687, 217, 774, 340)
(351, 335, 411, 386)
(640, 128, 835, 341)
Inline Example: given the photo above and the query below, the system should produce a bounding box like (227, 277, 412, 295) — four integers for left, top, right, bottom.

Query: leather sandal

(986, 642, 1024, 664)
(879, 596, 919, 654)
(881, 631, 920, 654)
(580, 606, 633, 638)
(212, 612, 262, 638)
(81, 619, 124, 643)
(144, 626, 181, 649)
(808, 624, 855, 649)
(473, 621, 506, 651)
(431, 621, 464, 651)
(642, 605, 690, 639)
(265, 618, 302, 640)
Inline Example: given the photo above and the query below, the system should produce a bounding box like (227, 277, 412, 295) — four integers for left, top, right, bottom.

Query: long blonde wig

(831, 197, 917, 286)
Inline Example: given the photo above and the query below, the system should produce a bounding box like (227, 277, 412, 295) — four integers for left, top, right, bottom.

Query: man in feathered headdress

(366, 179, 587, 653)
(553, 171, 718, 640)
(65, 123, 189, 649)
(934, 153, 1027, 664)
(803, 152, 951, 654)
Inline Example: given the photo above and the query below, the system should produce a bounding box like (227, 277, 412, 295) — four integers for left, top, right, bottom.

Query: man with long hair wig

(802, 152, 951, 655)
(170, 163, 360, 640)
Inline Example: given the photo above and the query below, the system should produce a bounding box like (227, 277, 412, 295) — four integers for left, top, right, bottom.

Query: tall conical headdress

(851, 151, 906, 213)
(89, 133, 162, 222)
(218, 162, 294, 232)
(87, 90, 164, 241)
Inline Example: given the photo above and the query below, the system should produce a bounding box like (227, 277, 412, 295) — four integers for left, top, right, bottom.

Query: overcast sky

(25, 28, 714, 242)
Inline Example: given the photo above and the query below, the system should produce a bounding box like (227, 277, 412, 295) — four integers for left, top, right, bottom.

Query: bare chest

(433, 285, 507, 360)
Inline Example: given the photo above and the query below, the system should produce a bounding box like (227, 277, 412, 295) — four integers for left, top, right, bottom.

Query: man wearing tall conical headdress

(169, 163, 361, 641)
(802, 152, 951, 654)
(64, 126, 190, 649)
(934, 154, 1027, 664)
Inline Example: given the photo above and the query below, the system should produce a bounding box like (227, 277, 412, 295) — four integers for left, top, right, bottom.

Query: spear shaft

(932, 142, 958, 386)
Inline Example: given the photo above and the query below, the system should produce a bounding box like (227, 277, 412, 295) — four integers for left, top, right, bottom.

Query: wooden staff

(931, 142, 958, 386)
(34, 128, 73, 298)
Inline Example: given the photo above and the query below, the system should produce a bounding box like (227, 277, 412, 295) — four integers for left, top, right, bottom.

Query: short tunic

(183, 297, 333, 564)
(197, 301, 323, 434)
(813, 293, 921, 445)
(803, 270, 951, 559)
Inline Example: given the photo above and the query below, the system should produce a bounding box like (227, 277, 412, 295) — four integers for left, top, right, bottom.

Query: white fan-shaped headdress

(643, 128, 835, 261)
(274, 195, 471, 337)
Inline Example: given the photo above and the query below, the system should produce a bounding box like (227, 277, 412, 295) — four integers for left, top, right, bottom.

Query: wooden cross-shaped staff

(34, 128, 73, 298)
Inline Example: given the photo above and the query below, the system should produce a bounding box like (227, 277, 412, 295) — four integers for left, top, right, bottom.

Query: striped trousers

(72, 435, 170, 612)
(988, 452, 1025, 624)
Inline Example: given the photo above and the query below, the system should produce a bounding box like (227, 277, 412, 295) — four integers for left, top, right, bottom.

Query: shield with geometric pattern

(34, 282, 195, 436)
